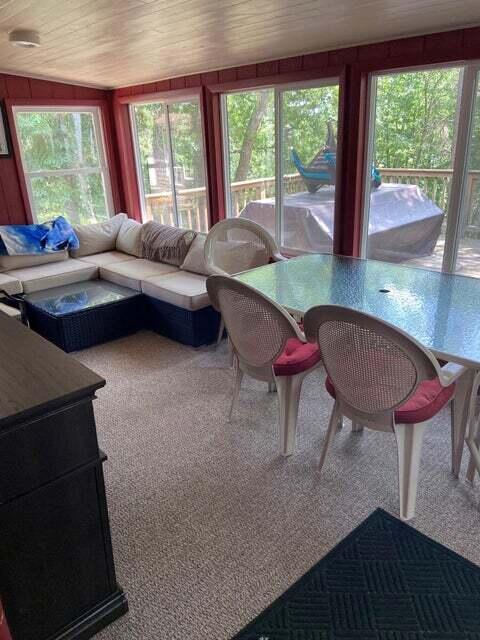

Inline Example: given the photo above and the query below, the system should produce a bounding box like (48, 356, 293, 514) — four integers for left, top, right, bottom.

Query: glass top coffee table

(25, 280, 143, 352)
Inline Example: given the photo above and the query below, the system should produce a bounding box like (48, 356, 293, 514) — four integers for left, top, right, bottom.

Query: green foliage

(373, 68, 460, 170)
(16, 110, 108, 224)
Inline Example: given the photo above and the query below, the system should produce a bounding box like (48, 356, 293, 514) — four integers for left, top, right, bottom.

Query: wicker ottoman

(25, 281, 144, 352)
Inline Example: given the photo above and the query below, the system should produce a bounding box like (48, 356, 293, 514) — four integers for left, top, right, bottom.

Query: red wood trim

(200, 87, 216, 227)
(112, 98, 142, 220)
(5, 97, 109, 108)
(208, 66, 342, 93)
(4, 101, 33, 223)
(333, 67, 347, 256)
(116, 86, 202, 104)
(211, 91, 226, 223)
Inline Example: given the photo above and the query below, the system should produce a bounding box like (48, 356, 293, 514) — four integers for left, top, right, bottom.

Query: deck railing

(144, 169, 480, 237)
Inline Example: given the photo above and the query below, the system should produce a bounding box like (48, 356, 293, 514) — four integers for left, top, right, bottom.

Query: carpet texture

(72, 331, 480, 640)
(234, 508, 480, 639)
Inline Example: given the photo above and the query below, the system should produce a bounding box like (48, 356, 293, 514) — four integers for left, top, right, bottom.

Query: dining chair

(303, 305, 467, 521)
(204, 218, 286, 345)
(207, 275, 321, 456)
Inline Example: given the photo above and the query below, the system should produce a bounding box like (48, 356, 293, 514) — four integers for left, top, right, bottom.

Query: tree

(234, 90, 270, 182)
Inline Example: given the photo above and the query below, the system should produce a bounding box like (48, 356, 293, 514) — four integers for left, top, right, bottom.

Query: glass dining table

(235, 253, 480, 481)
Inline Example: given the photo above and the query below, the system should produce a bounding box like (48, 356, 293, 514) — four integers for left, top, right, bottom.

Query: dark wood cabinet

(0, 314, 127, 640)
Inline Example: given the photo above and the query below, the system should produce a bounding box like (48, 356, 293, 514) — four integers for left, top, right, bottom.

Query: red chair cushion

(325, 376, 455, 424)
(273, 338, 321, 376)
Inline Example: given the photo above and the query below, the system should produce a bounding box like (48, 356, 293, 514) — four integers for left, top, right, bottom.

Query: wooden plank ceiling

(0, 0, 479, 89)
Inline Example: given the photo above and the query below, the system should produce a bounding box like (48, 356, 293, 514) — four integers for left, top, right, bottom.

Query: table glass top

(235, 254, 480, 367)
(25, 280, 140, 317)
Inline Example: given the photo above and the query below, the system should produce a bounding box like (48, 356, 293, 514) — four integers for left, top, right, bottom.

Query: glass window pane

(224, 89, 276, 238)
(16, 111, 99, 171)
(31, 173, 109, 225)
(168, 101, 208, 232)
(456, 74, 480, 278)
(365, 68, 462, 270)
(132, 102, 175, 225)
(281, 84, 339, 253)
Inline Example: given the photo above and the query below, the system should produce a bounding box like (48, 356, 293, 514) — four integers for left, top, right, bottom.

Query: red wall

(3, 25, 480, 255)
(113, 25, 480, 257)
(0, 74, 124, 225)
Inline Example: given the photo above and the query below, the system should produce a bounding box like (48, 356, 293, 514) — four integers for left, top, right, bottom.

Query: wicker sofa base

(145, 296, 221, 347)
(24, 288, 220, 351)
(26, 294, 145, 353)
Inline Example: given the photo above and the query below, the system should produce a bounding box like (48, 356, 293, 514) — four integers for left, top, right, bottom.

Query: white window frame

(221, 78, 340, 253)
(12, 105, 114, 223)
(129, 95, 208, 227)
(361, 61, 480, 273)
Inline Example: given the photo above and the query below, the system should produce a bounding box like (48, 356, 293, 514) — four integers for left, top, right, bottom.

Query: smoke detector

(9, 29, 41, 48)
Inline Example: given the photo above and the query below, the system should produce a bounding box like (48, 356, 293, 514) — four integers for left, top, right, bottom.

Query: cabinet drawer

(0, 398, 99, 504)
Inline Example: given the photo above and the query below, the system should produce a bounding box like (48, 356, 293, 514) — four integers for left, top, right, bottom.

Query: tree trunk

(234, 91, 270, 182)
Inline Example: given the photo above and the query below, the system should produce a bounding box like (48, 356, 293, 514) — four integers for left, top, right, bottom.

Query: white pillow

(180, 233, 211, 276)
(213, 240, 269, 274)
(116, 218, 143, 257)
(70, 213, 128, 258)
(0, 250, 68, 272)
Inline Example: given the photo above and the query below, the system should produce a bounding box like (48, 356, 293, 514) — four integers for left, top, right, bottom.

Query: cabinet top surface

(0, 314, 105, 427)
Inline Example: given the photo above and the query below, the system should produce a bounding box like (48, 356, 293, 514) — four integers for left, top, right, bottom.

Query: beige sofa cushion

(0, 249, 68, 272)
(116, 218, 143, 257)
(71, 213, 127, 258)
(100, 259, 179, 291)
(213, 240, 269, 274)
(0, 302, 21, 320)
(7, 259, 98, 294)
(0, 272, 23, 296)
(180, 233, 211, 276)
(142, 271, 210, 311)
(78, 251, 136, 267)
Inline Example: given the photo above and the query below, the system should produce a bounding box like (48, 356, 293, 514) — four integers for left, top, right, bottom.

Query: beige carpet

(74, 330, 480, 640)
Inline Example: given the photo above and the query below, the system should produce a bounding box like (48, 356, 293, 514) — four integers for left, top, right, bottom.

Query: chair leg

(450, 368, 476, 477)
(393, 422, 425, 521)
(228, 357, 243, 421)
(275, 372, 307, 457)
(216, 317, 225, 346)
(351, 420, 363, 433)
(466, 413, 480, 483)
(268, 381, 277, 393)
(318, 402, 342, 473)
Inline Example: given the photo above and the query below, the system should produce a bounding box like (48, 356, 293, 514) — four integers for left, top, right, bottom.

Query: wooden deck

(406, 234, 480, 278)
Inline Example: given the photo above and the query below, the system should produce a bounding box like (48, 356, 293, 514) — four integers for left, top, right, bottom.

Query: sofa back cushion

(180, 233, 211, 276)
(141, 221, 195, 266)
(0, 250, 68, 272)
(70, 213, 127, 258)
(116, 218, 143, 257)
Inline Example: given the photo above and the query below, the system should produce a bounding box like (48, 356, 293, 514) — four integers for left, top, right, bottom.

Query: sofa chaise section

(142, 271, 220, 347)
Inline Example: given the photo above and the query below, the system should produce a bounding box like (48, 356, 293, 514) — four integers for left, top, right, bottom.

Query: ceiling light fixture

(9, 29, 41, 48)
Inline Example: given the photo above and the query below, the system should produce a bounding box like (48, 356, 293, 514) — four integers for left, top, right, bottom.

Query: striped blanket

(141, 222, 196, 266)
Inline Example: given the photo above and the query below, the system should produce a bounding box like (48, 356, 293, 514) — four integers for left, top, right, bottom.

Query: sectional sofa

(0, 213, 221, 349)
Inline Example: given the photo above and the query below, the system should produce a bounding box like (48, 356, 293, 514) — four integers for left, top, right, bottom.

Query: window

(13, 106, 113, 224)
(362, 63, 480, 279)
(222, 80, 340, 254)
(130, 97, 208, 232)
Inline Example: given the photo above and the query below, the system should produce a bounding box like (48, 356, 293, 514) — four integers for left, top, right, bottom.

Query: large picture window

(222, 80, 340, 254)
(13, 106, 113, 224)
(362, 63, 480, 278)
(130, 97, 208, 232)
